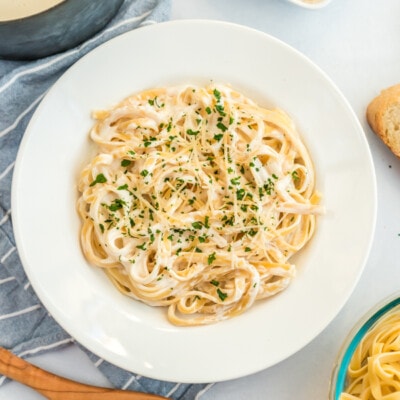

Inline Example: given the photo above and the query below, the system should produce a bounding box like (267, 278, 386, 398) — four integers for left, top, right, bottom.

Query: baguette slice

(367, 84, 400, 157)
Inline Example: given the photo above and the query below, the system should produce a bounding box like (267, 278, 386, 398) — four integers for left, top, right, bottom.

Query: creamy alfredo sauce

(0, 0, 64, 21)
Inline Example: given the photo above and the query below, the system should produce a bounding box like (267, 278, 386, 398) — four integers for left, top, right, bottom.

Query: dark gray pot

(0, 0, 124, 60)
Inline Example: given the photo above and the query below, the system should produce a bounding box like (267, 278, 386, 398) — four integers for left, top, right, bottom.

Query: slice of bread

(367, 84, 400, 158)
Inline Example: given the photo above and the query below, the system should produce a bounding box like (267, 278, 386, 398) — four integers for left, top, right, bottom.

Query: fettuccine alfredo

(77, 83, 322, 326)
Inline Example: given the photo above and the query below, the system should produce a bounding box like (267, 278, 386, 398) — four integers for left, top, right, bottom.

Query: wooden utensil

(0, 347, 169, 399)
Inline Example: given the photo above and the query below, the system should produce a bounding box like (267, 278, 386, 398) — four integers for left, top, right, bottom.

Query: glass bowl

(330, 293, 400, 399)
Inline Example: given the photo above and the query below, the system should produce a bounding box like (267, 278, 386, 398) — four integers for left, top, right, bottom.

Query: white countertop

(2, 0, 400, 398)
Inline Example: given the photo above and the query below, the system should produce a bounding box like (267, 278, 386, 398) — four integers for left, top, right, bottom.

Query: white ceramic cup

(286, 0, 332, 9)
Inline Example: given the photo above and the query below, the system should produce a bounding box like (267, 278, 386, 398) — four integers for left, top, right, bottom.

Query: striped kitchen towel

(0, 0, 213, 398)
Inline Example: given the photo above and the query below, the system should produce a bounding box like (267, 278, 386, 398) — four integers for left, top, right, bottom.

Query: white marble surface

(2, 0, 400, 398)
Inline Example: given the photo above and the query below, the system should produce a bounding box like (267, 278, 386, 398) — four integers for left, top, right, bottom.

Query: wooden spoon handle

(0, 347, 168, 400)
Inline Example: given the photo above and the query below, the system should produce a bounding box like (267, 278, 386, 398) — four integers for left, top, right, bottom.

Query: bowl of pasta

(12, 20, 376, 383)
(331, 293, 400, 400)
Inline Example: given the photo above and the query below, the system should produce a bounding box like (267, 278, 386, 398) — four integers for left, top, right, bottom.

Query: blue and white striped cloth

(0, 1, 213, 398)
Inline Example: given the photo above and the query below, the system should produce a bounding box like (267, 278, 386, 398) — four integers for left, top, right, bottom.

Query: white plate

(12, 20, 376, 383)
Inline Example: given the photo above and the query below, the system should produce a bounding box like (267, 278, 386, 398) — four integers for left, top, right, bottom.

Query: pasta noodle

(77, 83, 322, 326)
(340, 304, 400, 400)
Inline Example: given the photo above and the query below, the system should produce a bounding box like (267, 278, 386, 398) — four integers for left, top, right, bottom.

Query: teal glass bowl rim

(330, 293, 400, 400)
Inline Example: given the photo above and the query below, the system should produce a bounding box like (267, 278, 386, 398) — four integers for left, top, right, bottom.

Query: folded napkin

(0, 1, 213, 398)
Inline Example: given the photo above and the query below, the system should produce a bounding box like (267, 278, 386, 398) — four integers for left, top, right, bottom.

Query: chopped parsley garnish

(108, 198, 126, 211)
(230, 177, 241, 186)
(221, 215, 234, 226)
(192, 221, 203, 230)
(217, 288, 228, 301)
(248, 228, 258, 237)
(236, 188, 246, 200)
(148, 96, 164, 108)
(198, 235, 207, 243)
(263, 178, 275, 195)
(216, 122, 228, 132)
(140, 169, 149, 177)
(213, 88, 221, 101)
(121, 159, 131, 167)
(210, 279, 219, 286)
(215, 104, 226, 116)
(187, 129, 199, 136)
(207, 252, 216, 265)
(90, 173, 107, 187)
